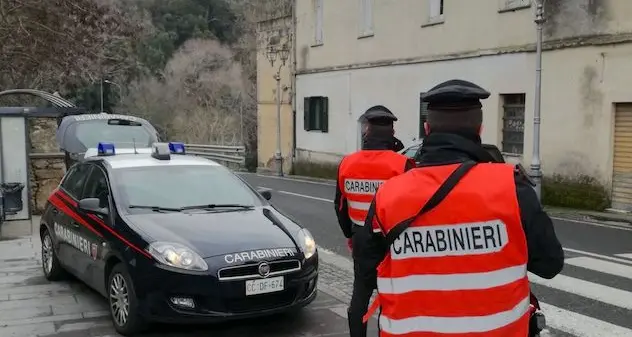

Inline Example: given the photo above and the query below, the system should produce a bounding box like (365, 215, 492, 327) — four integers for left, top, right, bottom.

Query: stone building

(290, 0, 632, 210)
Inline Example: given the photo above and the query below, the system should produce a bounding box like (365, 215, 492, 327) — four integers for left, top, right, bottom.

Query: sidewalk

(0, 217, 378, 337)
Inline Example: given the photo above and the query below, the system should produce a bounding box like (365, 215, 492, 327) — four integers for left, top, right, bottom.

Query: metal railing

(27, 144, 247, 167)
(184, 144, 246, 166)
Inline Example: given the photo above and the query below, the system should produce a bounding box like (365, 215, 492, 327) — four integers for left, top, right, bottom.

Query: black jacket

(334, 137, 414, 239)
(354, 132, 565, 288)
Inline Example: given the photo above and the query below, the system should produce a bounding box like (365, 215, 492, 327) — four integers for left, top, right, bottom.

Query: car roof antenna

(132, 138, 138, 154)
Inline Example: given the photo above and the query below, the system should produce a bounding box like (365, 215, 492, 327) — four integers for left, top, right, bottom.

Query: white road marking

(563, 248, 632, 266)
(538, 302, 632, 337)
(529, 273, 632, 310)
(277, 190, 333, 203)
(317, 243, 632, 337)
(565, 256, 632, 280)
(615, 253, 632, 260)
(240, 172, 336, 186)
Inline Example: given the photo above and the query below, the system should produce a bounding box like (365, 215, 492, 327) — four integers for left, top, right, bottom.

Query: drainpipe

(291, 2, 297, 161)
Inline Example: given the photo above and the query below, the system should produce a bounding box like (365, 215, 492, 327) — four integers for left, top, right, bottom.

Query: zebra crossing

(528, 248, 632, 337)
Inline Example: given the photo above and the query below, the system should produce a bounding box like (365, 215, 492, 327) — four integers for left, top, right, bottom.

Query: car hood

(125, 207, 299, 259)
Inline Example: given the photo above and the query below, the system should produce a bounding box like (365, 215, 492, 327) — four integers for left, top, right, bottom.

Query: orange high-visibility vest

(364, 163, 529, 337)
(338, 150, 411, 233)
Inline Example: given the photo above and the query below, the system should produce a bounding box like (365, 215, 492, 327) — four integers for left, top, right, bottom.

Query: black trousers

(348, 261, 374, 337)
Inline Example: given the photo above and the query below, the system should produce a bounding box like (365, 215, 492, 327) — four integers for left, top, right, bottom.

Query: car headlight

(147, 242, 208, 271)
(297, 228, 317, 259)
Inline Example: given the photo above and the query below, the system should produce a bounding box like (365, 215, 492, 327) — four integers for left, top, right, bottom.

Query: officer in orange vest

(355, 79, 564, 337)
(334, 105, 414, 337)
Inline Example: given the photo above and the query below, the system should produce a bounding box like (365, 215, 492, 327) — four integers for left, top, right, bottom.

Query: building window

(501, 94, 526, 155)
(314, 0, 323, 45)
(304, 96, 329, 132)
(419, 92, 429, 139)
(430, 0, 444, 18)
(359, 0, 374, 37)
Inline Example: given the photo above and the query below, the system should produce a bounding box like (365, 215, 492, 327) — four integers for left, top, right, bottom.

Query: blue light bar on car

(97, 142, 115, 156)
(168, 142, 186, 154)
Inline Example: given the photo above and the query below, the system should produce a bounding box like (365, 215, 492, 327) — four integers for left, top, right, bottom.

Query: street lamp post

(531, 0, 546, 201)
(266, 44, 290, 177)
(104, 79, 122, 98)
(100, 78, 104, 112)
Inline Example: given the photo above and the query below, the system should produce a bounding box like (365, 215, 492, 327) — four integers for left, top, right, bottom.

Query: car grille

(217, 259, 301, 281)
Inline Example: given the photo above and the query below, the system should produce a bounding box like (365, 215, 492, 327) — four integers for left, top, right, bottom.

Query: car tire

(41, 228, 67, 281)
(108, 263, 147, 336)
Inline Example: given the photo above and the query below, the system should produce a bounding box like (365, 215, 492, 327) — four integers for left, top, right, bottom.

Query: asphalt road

(240, 172, 632, 337)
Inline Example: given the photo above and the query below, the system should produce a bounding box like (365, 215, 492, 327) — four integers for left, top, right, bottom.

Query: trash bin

(1, 183, 24, 215)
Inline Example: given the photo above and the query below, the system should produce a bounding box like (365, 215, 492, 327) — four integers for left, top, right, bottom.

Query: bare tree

(0, 0, 147, 91)
(117, 39, 251, 145)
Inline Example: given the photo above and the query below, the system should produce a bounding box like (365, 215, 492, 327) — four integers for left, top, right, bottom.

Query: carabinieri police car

(39, 142, 319, 335)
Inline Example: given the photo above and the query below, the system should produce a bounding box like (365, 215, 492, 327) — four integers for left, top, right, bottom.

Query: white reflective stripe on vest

(377, 264, 526, 293)
(351, 218, 365, 226)
(348, 200, 371, 211)
(379, 296, 530, 334)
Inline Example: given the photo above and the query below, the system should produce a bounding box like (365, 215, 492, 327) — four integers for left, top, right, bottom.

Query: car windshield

(402, 145, 420, 158)
(112, 165, 260, 211)
(73, 120, 154, 150)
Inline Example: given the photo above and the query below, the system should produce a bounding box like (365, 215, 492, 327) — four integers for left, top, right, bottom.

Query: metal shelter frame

(0, 89, 87, 223)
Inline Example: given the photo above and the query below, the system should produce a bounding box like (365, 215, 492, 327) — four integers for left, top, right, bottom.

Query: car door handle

(71, 222, 80, 228)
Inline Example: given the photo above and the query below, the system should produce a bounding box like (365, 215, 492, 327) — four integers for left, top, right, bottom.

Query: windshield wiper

(179, 204, 255, 211)
(128, 205, 182, 212)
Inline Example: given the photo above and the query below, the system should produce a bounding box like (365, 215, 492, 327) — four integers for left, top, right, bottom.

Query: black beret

(358, 105, 398, 124)
(422, 79, 491, 110)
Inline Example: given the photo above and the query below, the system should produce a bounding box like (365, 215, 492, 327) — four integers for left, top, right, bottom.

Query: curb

(254, 168, 336, 185)
(544, 206, 632, 225)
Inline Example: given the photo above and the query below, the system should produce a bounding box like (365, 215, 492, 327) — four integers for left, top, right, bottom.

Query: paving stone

(75, 292, 108, 308)
(0, 313, 83, 327)
(0, 322, 56, 337)
(0, 283, 73, 296)
(56, 319, 113, 333)
(0, 272, 46, 285)
(0, 263, 41, 274)
(52, 303, 107, 316)
(82, 310, 110, 319)
(9, 290, 74, 301)
(0, 294, 76, 310)
(0, 305, 53, 321)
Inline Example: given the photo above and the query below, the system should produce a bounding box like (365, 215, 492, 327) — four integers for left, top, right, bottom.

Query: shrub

(542, 174, 610, 211)
(291, 160, 338, 180)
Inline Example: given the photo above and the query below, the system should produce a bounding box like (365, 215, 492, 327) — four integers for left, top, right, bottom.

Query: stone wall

(28, 118, 65, 214)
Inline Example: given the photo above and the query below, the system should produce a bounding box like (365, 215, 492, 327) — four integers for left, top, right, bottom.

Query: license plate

(245, 276, 284, 296)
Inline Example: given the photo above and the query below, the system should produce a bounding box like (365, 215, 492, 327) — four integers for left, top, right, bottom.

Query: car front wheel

(41, 228, 66, 281)
(108, 263, 146, 335)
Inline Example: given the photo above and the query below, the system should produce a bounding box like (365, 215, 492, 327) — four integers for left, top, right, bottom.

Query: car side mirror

(257, 188, 272, 201)
(78, 198, 109, 215)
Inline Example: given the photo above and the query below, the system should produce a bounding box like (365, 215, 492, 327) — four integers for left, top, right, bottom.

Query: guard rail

(26, 144, 247, 167)
(184, 143, 246, 166)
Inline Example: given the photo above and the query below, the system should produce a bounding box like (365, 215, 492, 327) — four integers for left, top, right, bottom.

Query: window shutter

(304, 97, 311, 131)
(321, 97, 329, 133)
